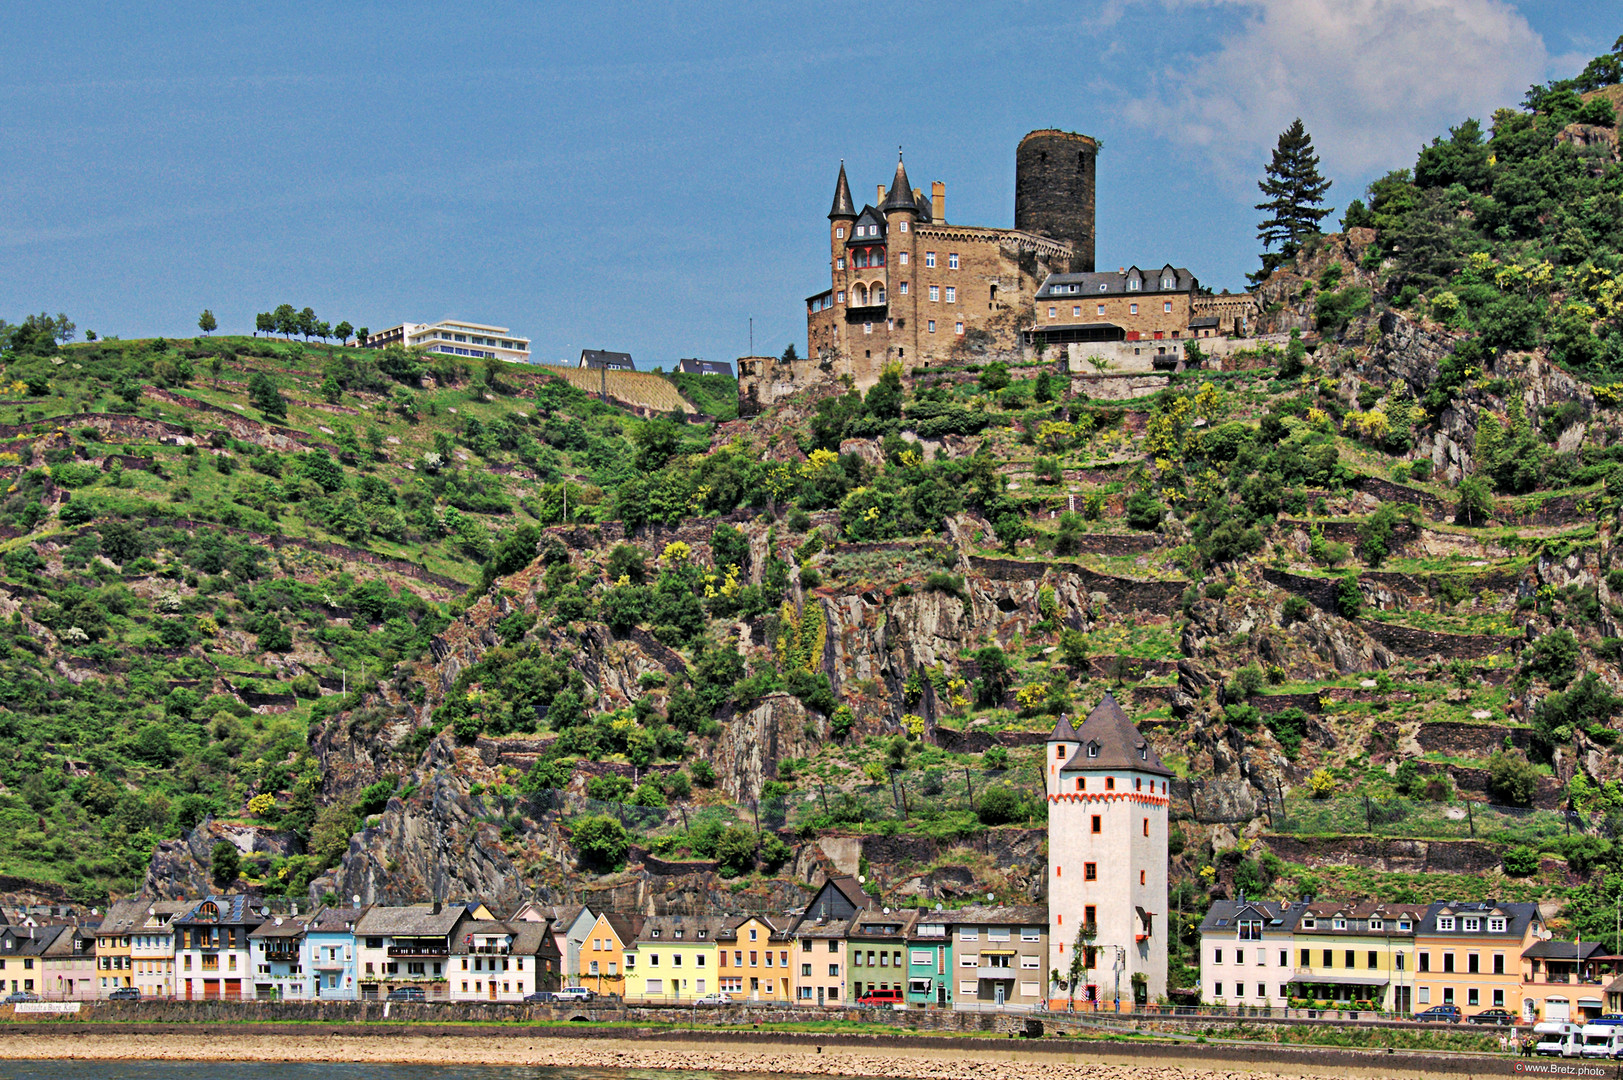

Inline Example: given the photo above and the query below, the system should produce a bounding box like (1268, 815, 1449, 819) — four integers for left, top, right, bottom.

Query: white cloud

(1123, 0, 1548, 189)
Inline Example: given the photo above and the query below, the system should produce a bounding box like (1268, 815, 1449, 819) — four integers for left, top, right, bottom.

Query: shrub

(976, 785, 1024, 825)
(1267, 708, 1309, 759)
(982, 745, 1009, 770)
(1282, 595, 1310, 624)
(1125, 490, 1164, 531)
(1522, 629, 1580, 689)
(1502, 845, 1540, 877)
(690, 760, 717, 787)
(1455, 475, 1493, 525)
(1335, 574, 1363, 618)
(715, 825, 758, 877)
(210, 841, 241, 883)
(571, 814, 630, 870)
(1486, 749, 1541, 807)
(1307, 768, 1336, 799)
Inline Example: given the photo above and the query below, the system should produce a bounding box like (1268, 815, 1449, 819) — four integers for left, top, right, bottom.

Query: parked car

(1415, 1004, 1462, 1023)
(694, 993, 733, 1006)
(3, 992, 40, 1004)
(1469, 1008, 1513, 1026)
(523, 991, 556, 1003)
(553, 986, 594, 1002)
(386, 986, 426, 1002)
(108, 987, 142, 1001)
(857, 988, 905, 1006)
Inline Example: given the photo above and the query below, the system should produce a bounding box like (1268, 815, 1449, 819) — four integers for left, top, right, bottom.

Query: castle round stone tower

(1014, 129, 1098, 273)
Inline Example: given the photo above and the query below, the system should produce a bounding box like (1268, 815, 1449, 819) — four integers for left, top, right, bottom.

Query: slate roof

(849, 909, 918, 939)
(717, 914, 788, 942)
(677, 358, 733, 376)
(599, 913, 644, 947)
(41, 926, 94, 959)
(1524, 940, 1608, 961)
(510, 920, 560, 958)
(1060, 693, 1172, 776)
(794, 918, 853, 941)
(0, 925, 66, 957)
(1047, 713, 1080, 742)
(99, 898, 153, 936)
(1294, 901, 1429, 936)
(307, 907, 366, 934)
(1037, 266, 1199, 299)
(879, 154, 918, 215)
(827, 875, 872, 911)
(1198, 898, 1308, 935)
(173, 895, 265, 927)
(354, 903, 466, 938)
(580, 349, 635, 371)
(829, 161, 857, 219)
(634, 914, 729, 945)
(1418, 900, 1541, 938)
(936, 905, 1048, 927)
(848, 206, 886, 243)
(1189, 316, 1221, 329)
(249, 916, 308, 940)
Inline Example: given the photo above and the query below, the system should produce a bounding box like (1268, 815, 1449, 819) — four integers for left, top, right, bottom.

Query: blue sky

(1, 1, 1614, 366)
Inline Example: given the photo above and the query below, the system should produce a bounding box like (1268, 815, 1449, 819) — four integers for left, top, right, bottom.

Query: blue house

(248, 915, 308, 999)
(303, 906, 364, 999)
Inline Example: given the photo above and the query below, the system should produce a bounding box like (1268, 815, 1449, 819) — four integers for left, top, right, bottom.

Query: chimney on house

(431, 900, 441, 915)
(878, 184, 885, 203)
(931, 181, 945, 222)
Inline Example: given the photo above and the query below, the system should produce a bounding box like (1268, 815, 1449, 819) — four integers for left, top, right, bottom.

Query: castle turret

(829, 161, 857, 221)
(1047, 693, 1169, 1007)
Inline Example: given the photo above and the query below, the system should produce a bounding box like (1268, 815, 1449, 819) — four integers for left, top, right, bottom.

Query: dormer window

(1087, 743, 1099, 758)
(1162, 278, 1173, 289)
(1370, 919, 1383, 931)
(1099, 284, 1107, 292)
(1302, 918, 1315, 929)
(1463, 917, 1480, 933)
(1128, 279, 1140, 290)
(1399, 920, 1412, 931)
(1334, 919, 1346, 930)
(1139, 747, 1147, 761)
(1438, 917, 1455, 932)
(651, 930, 660, 938)
(1489, 917, 1506, 933)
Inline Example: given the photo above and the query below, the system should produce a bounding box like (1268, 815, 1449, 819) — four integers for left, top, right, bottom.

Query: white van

(1535, 1021, 1584, 1057)
(1581, 1023, 1623, 1058)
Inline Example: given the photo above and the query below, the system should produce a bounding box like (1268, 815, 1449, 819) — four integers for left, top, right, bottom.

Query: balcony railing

(388, 945, 448, 957)
(464, 945, 511, 955)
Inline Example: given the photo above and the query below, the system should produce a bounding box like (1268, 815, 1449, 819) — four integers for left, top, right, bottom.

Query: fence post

(1466, 801, 1475, 838)
(965, 768, 976, 812)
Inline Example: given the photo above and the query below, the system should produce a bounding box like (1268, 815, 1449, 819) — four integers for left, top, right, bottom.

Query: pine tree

(1252, 118, 1333, 284)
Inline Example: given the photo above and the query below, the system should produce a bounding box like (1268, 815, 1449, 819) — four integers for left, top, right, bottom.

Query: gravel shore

(0, 1032, 1336, 1080)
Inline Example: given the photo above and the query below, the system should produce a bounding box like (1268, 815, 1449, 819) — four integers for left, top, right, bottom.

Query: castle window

(1162, 278, 1172, 289)
(836, 227, 844, 239)
(836, 291, 844, 304)
(1130, 303, 1138, 315)
(1056, 746, 1065, 759)
(1164, 301, 1172, 313)
(837, 258, 845, 270)
(1098, 304, 1105, 315)
(1076, 778, 1084, 791)
(899, 220, 908, 233)
(928, 285, 939, 302)
(928, 320, 935, 333)
(925, 252, 936, 268)
(945, 287, 955, 303)
(1049, 307, 1057, 320)
(954, 322, 963, 335)
(863, 323, 872, 335)
(1135, 778, 1141, 791)
(1143, 818, 1148, 836)
(1099, 284, 1107, 292)
(899, 282, 908, 295)
(854, 284, 867, 306)
(899, 252, 908, 265)
(1105, 777, 1114, 790)
(1073, 306, 1081, 317)
(1128, 279, 1139, 291)
(1087, 744, 1098, 758)
(1084, 863, 1097, 880)
(874, 286, 886, 304)
(1090, 815, 1101, 833)
(948, 253, 959, 269)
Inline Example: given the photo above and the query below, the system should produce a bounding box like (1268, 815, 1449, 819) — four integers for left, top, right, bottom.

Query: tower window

(954, 322, 963, 335)
(1084, 863, 1097, 881)
(945, 287, 955, 303)
(1056, 746, 1065, 759)
(1143, 818, 1149, 836)
(947, 253, 959, 270)
(1140, 870, 1146, 885)
(837, 258, 845, 270)
(927, 320, 935, 333)
(899, 282, 908, 295)
(1105, 777, 1115, 791)
(836, 227, 844, 239)
(1090, 815, 1101, 833)
(925, 252, 936, 268)
(899, 252, 908, 265)
(1075, 778, 1084, 791)
(899, 220, 908, 233)
(1164, 301, 1172, 313)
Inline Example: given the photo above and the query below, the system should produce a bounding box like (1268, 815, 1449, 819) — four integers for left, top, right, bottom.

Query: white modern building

(365, 320, 531, 364)
(1046, 693, 1171, 1007)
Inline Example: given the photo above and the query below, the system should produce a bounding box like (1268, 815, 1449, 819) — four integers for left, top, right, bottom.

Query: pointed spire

(1048, 712, 1080, 742)
(880, 149, 917, 215)
(828, 160, 856, 220)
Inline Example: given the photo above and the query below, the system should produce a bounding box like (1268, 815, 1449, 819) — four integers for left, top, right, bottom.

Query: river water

(0, 1068, 801, 1080)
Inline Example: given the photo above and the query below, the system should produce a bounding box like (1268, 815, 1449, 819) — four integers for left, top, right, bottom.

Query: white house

(1046, 693, 1171, 1007)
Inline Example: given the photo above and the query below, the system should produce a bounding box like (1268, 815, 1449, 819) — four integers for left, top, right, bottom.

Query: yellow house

(1412, 901, 1544, 1019)
(624, 915, 724, 1002)
(1288, 901, 1428, 1012)
(581, 913, 642, 998)
(717, 915, 791, 1001)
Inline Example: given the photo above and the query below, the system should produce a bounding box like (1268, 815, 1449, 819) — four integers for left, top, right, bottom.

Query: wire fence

(777, 762, 1048, 833)
(1270, 794, 1591, 844)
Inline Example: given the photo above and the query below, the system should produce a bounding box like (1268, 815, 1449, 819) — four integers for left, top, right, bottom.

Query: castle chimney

(931, 181, 945, 222)
(878, 184, 885, 203)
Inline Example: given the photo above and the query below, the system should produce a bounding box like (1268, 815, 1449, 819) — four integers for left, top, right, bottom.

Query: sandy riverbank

(0, 1033, 1341, 1080)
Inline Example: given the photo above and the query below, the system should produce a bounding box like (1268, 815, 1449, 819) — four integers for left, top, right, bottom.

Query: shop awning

(1287, 972, 1390, 988)
(979, 950, 1017, 956)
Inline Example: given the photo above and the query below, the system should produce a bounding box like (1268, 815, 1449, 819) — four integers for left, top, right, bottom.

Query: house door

(937, 985, 947, 1006)
(817, 986, 824, 1005)
(1524, 998, 1539, 1023)
(203, 979, 220, 1000)
(1394, 986, 1411, 1014)
(995, 984, 1005, 1006)
(489, 981, 497, 1001)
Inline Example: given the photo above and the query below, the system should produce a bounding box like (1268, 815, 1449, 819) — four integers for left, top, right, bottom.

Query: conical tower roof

(1047, 712, 1080, 742)
(879, 152, 918, 215)
(828, 161, 857, 220)
(1060, 692, 1171, 776)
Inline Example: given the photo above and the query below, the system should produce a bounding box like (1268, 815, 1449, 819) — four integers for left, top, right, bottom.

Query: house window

(1442, 987, 1454, 1004)
(1214, 982, 1223, 998)
(829, 964, 839, 977)
(944, 286, 955, 303)
(948, 253, 959, 270)
(1084, 863, 1097, 881)
(925, 252, 936, 268)
(1494, 989, 1505, 1007)
(1344, 951, 1354, 968)
(1494, 954, 1505, 975)
(1438, 917, 1455, 932)
(1489, 918, 1506, 933)
(1396, 953, 1405, 971)
(1073, 306, 1081, 317)
(1091, 816, 1101, 833)
(1106, 778, 1115, 791)
(1468, 953, 1479, 974)
(1279, 950, 1288, 967)
(1322, 950, 1332, 967)
(1087, 745, 1099, 758)
(1419, 953, 1430, 972)
(954, 322, 963, 335)
(1463, 917, 1480, 932)
(929, 285, 940, 302)
(1418, 987, 1430, 1004)
(1130, 303, 1138, 315)
(1300, 949, 1310, 966)
(1368, 951, 1378, 969)
(1443, 953, 1455, 974)
(1049, 307, 1057, 319)
(1097, 303, 1105, 315)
